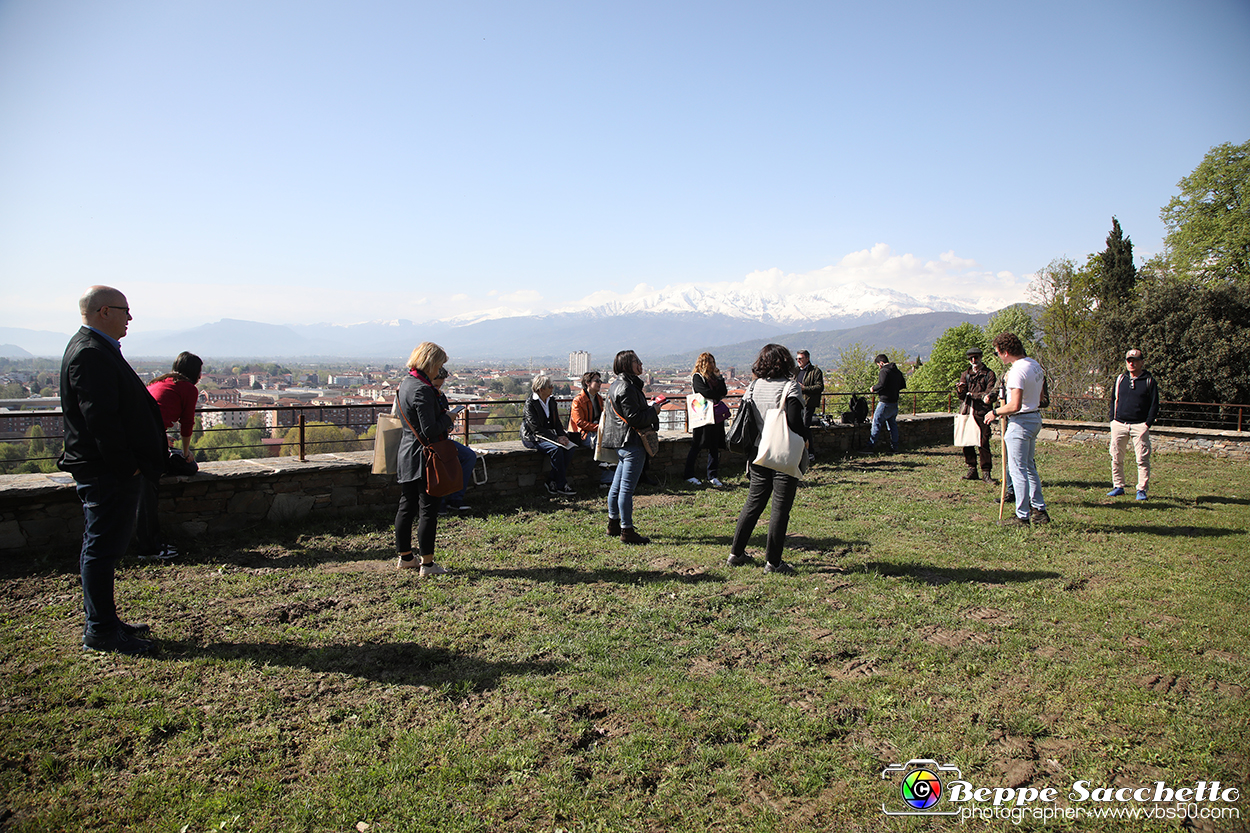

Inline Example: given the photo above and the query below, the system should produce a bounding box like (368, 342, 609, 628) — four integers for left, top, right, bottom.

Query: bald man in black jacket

(59, 286, 167, 655)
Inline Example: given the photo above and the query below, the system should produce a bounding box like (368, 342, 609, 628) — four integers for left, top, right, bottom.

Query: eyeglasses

(97, 305, 130, 314)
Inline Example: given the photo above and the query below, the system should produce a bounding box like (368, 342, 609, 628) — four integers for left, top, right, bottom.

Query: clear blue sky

(2, 0, 1247, 334)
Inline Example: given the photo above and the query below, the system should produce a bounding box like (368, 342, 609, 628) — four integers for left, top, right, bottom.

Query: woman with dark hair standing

(136, 351, 203, 560)
(727, 343, 810, 574)
(394, 341, 453, 575)
(683, 351, 728, 487)
(600, 349, 660, 545)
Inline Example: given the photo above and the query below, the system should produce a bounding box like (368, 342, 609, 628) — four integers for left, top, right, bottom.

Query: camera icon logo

(881, 759, 962, 816)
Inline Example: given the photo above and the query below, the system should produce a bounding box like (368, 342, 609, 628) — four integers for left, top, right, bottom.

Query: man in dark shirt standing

(794, 349, 824, 464)
(59, 286, 168, 655)
(955, 347, 998, 482)
(860, 354, 906, 453)
(1107, 348, 1160, 501)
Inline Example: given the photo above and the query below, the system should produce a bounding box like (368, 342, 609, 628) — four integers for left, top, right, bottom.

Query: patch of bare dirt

(1137, 673, 1191, 695)
(919, 625, 994, 648)
(963, 606, 1013, 626)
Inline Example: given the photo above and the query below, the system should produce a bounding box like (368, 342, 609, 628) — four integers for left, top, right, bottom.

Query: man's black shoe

(995, 494, 1016, 505)
(83, 630, 154, 656)
(119, 621, 151, 636)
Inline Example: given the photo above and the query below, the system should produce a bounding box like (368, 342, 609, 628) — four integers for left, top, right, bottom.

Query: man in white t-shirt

(984, 332, 1049, 526)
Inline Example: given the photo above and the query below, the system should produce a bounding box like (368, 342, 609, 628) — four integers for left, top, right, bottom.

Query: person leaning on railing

(135, 350, 203, 562)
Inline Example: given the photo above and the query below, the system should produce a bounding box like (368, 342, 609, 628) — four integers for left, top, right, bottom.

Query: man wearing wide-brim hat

(954, 346, 998, 483)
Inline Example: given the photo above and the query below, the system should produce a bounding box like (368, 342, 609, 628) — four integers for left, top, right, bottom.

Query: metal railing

(2, 391, 1246, 473)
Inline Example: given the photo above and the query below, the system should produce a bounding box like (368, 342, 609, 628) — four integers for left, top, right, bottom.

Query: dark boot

(607, 517, 621, 537)
(981, 470, 994, 484)
(620, 527, 650, 545)
(963, 466, 979, 481)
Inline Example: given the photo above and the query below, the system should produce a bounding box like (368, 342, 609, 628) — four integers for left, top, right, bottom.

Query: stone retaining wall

(3, 412, 1243, 555)
(1039, 420, 1250, 461)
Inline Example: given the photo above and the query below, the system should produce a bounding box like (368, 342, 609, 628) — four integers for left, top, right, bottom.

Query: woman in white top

(727, 344, 811, 573)
(984, 332, 1049, 525)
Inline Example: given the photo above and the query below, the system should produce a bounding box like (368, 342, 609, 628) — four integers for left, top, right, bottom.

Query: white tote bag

(687, 393, 714, 429)
(752, 382, 806, 478)
(953, 412, 983, 447)
(371, 413, 403, 475)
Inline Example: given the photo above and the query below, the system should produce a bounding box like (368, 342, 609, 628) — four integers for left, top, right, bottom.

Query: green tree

(825, 342, 880, 394)
(279, 422, 361, 456)
(1161, 140, 1250, 283)
(193, 426, 265, 461)
(983, 304, 1038, 356)
(1115, 279, 1250, 407)
(1030, 256, 1101, 407)
(910, 323, 989, 411)
(1098, 217, 1137, 306)
(0, 382, 26, 398)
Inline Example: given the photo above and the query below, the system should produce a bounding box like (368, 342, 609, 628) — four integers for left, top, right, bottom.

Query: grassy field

(2, 443, 1248, 832)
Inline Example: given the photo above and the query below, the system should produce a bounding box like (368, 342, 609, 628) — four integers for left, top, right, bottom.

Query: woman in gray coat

(394, 341, 454, 575)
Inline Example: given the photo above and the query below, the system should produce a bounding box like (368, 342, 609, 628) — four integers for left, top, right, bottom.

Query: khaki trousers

(1109, 420, 1151, 491)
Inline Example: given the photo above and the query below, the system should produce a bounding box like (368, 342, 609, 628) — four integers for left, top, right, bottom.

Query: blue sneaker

(1136, 490, 1147, 501)
(1106, 487, 1125, 497)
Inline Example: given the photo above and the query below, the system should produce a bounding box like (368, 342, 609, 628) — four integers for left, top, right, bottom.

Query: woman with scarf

(394, 341, 454, 575)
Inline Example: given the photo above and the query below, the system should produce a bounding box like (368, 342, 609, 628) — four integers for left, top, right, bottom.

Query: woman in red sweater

(135, 351, 202, 560)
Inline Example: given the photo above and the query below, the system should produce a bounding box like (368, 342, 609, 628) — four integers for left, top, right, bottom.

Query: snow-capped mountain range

(440, 282, 984, 329)
(1, 283, 994, 361)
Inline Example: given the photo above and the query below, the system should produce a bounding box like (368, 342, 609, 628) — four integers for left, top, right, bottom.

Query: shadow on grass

(1083, 522, 1243, 537)
(159, 640, 563, 692)
(856, 561, 1062, 585)
(1045, 479, 1108, 489)
(1195, 495, 1250, 507)
(462, 565, 723, 585)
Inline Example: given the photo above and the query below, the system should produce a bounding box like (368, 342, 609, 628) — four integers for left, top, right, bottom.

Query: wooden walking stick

(998, 415, 1008, 521)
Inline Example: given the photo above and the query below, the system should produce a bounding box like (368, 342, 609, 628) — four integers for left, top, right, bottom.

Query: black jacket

(521, 394, 569, 448)
(871, 362, 907, 404)
(601, 374, 658, 449)
(795, 363, 825, 411)
(58, 327, 167, 482)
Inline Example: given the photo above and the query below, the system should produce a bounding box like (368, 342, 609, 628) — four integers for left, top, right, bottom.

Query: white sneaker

(709, 478, 724, 487)
(419, 562, 448, 577)
(397, 555, 419, 570)
(685, 477, 701, 486)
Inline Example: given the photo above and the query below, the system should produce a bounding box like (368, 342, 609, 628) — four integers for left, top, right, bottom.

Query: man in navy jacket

(59, 286, 167, 655)
(1106, 348, 1161, 501)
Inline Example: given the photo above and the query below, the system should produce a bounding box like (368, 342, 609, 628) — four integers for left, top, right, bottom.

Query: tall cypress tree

(1099, 216, 1136, 307)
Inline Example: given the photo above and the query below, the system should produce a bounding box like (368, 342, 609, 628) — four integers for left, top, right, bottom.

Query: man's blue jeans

(867, 401, 899, 449)
(1003, 411, 1046, 520)
(75, 472, 144, 637)
(447, 440, 476, 503)
(607, 441, 645, 529)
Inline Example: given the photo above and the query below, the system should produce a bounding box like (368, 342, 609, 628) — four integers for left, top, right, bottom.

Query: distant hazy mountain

(1, 284, 1005, 362)
(0, 328, 72, 358)
(654, 310, 998, 370)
